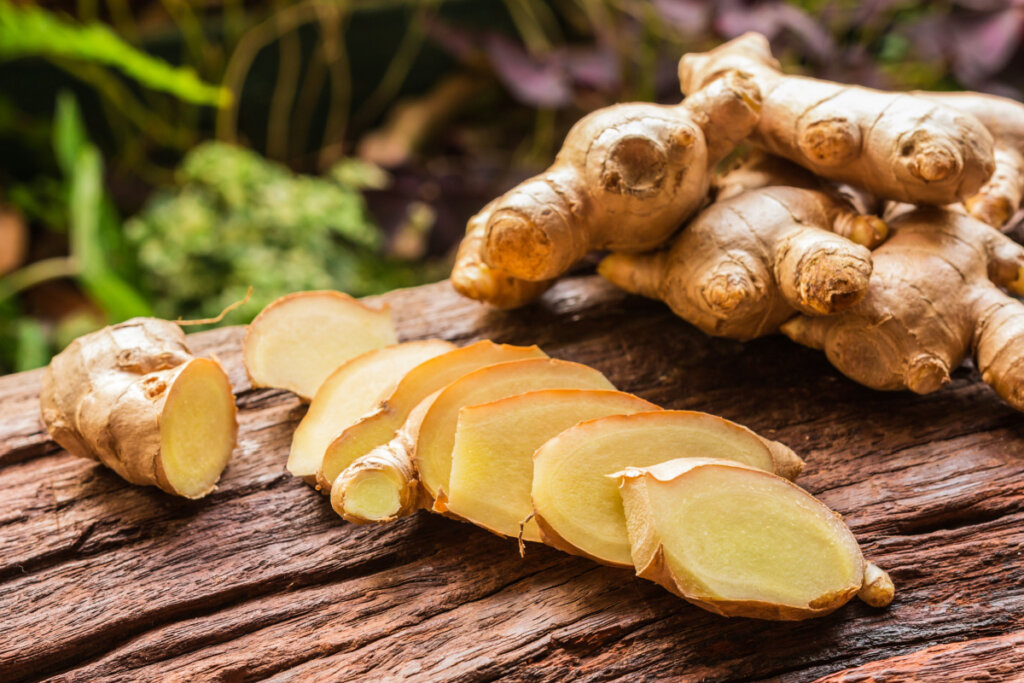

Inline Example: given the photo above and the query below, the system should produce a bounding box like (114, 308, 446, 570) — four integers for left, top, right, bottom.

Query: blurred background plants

(1, 0, 1022, 373)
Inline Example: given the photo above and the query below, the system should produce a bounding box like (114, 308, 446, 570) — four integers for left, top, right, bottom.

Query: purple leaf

(714, 0, 835, 60)
(564, 46, 620, 93)
(950, 7, 1024, 85)
(484, 34, 572, 108)
(652, 0, 713, 36)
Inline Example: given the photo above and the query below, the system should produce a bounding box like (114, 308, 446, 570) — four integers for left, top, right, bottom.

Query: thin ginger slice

(446, 389, 658, 542)
(531, 410, 804, 567)
(415, 359, 617, 507)
(243, 291, 397, 401)
(317, 341, 546, 489)
(288, 340, 454, 481)
(616, 458, 893, 620)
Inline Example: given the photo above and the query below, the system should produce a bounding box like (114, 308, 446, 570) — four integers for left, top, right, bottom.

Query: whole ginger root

(451, 68, 762, 307)
(679, 32, 996, 206)
(599, 169, 887, 340)
(919, 91, 1024, 228)
(782, 207, 1024, 410)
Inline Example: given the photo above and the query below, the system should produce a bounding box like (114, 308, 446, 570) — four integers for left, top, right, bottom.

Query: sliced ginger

(40, 318, 238, 499)
(446, 389, 657, 542)
(288, 340, 454, 481)
(679, 32, 995, 206)
(317, 341, 546, 489)
(531, 410, 803, 567)
(243, 290, 397, 401)
(616, 458, 893, 620)
(415, 359, 617, 507)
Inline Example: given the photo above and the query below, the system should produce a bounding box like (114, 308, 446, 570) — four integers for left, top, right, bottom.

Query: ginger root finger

(782, 207, 1024, 411)
(450, 199, 554, 308)
(40, 318, 238, 498)
(919, 91, 1024, 228)
(243, 290, 397, 401)
(464, 69, 761, 286)
(616, 458, 893, 620)
(531, 410, 803, 567)
(599, 185, 878, 340)
(680, 32, 995, 206)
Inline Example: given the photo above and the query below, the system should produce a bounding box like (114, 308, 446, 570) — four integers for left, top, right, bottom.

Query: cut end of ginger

(415, 358, 616, 505)
(531, 410, 804, 567)
(158, 358, 238, 499)
(288, 340, 454, 480)
(243, 290, 398, 400)
(331, 439, 421, 523)
(617, 457, 872, 620)
(446, 389, 658, 541)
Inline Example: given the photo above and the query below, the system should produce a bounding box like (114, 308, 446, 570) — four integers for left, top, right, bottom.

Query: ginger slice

(531, 411, 803, 567)
(616, 458, 893, 620)
(317, 341, 546, 489)
(288, 340, 455, 482)
(40, 318, 238, 498)
(415, 359, 617, 507)
(243, 290, 397, 401)
(446, 389, 658, 542)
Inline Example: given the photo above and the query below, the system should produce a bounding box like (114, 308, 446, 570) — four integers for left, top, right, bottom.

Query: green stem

(0, 257, 79, 303)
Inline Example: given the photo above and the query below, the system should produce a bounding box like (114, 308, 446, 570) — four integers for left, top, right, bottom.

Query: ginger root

(782, 207, 1024, 410)
(531, 410, 803, 567)
(616, 457, 893, 620)
(599, 183, 885, 340)
(243, 290, 397, 401)
(679, 32, 995, 206)
(40, 318, 238, 498)
(451, 68, 761, 307)
(920, 91, 1024, 228)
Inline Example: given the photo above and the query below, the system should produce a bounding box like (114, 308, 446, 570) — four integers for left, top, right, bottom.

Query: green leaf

(0, 2, 229, 107)
(14, 318, 50, 372)
(53, 91, 87, 176)
(69, 145, 151, 319)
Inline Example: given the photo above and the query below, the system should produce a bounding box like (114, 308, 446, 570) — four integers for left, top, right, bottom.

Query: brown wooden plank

(1, 276, 1022, 682)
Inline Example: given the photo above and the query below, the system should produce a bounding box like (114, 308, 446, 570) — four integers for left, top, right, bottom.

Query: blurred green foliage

(126, 142, 439, 322)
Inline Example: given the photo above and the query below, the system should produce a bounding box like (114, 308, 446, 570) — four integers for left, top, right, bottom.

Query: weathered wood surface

(1, 275, 1022, 682)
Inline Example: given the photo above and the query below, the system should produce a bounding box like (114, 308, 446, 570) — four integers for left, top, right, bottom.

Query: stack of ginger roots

(452, 31, 1024, 414)
(47, 30, 1024, 624)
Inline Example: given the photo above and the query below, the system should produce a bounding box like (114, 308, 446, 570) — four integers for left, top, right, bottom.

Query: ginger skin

(919, 91, 1024, 228)
(40, 318, 238, 498)
(782, 207, 1024, 410)
(451, 69, 761, 307)
(679, 33, 995, 206)
(599, 183, 886, 340)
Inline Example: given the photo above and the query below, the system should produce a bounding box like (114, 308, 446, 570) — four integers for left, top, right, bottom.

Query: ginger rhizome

(599, 184, 884, 340)
(616, 458, 893, 620)
(317, 341, 546, 490)
(288, 340, 455, 482)
(678, 32, 995, 206)
(40, 318, 238, 498)
(782, 207, 1024, 410)
(920, 91, 1024, 227)
(446, 389, 657, 542)
(243, 290, 397, 401)
(451, 68, 761, 305)
(531, 410, 804, 567)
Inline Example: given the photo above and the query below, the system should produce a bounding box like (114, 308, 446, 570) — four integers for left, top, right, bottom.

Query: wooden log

(1, 276, 1022, 682)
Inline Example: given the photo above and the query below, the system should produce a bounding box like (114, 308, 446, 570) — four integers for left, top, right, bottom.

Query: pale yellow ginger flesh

(679, 32, 995, 206)
(531, 410, 803, 567)
(330, 391, 438, 523)
(40, 318, 238, 499)
(415, 358, 617, 506)
(317, 341, 546, 489)
(617, 458, 893, 620)
(288, 340, 454, 480)
(243, 290, 397, 401)
(446, 389, 658, 542)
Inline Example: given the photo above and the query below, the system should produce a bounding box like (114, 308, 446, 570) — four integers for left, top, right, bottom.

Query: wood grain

(1, 276, 1022, 682)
